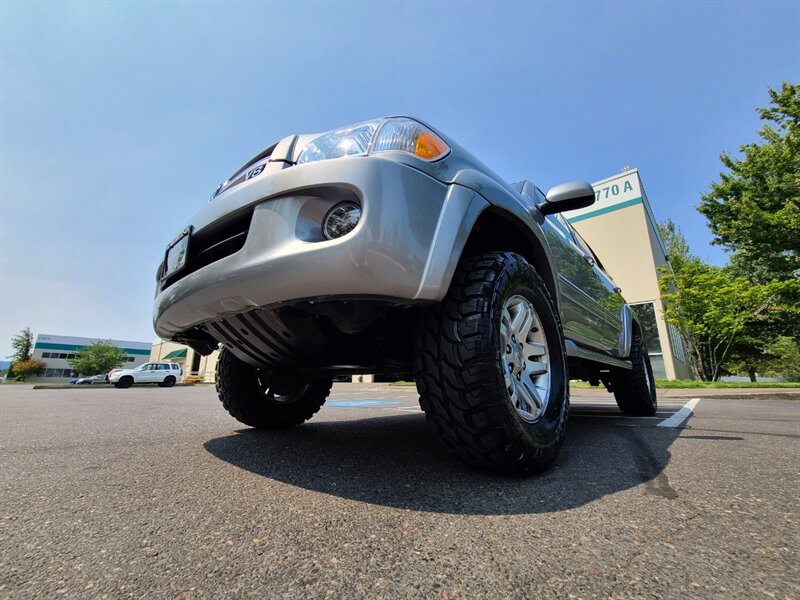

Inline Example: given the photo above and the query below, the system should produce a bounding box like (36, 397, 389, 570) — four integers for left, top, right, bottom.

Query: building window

(668, 324, 687, 363)
(630, 302, 666, 379)
(649, 355, 667, 380)
(42, 352, 51, 358)
(630, 302, 662, 354)
(46, 368, 76, 378)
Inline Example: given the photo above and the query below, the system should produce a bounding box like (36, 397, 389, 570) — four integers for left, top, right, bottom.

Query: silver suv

(153, 117, 656, 474)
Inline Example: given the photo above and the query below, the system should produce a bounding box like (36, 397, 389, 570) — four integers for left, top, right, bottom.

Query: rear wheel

(215, 348, 332, 429)
(609, 330, 657, 415)
(414, 252, 569, 475)
(161, 376, 176, 388)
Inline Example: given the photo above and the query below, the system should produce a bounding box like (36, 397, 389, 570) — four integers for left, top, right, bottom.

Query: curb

(570, 387, 800, 400)
(659, 391, 800, 401)
(31, 383, 196, 390)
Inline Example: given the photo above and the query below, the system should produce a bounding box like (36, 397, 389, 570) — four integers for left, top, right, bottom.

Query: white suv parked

(109, 362, 182, 388)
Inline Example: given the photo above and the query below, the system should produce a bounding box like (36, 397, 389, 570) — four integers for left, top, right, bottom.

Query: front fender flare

(444, 169, 560, 310)
(412, 183, 488, 300)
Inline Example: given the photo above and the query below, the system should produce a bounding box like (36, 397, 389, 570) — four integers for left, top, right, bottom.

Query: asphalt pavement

(1, 383, 798, 598)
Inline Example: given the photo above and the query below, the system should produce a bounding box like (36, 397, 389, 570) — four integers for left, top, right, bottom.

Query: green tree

(8, 327, 33, 362)
(69, 341, 125, 375)
(730, 334, 800, 381)
(9, 358, 46, 380)
(658, 220, 780, 381)
(698, 82, 799, 283)
(764, 336, 800, 380)
(660, 260, 778, 381)
(725, 335, 775, 382)
(659, 219, 692, 271)
(722, 278, 800, 381)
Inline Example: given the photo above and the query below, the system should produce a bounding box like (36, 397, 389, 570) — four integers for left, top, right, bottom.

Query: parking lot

(1, 384, 798, 598)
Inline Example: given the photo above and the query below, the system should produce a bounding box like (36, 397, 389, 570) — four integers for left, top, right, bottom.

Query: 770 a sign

(594, 179, 635, 202)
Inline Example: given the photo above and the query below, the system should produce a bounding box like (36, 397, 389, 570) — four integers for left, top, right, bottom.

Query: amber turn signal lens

(371, 118, 451, 161)
(415, 131, 448, 160)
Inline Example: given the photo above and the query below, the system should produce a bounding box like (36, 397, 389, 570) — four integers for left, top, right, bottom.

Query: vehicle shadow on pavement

(204, 411, 683, 515)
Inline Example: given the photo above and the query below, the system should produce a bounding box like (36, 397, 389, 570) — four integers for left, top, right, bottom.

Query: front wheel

(215, 348, 332, 429)
(115, 376, 133, 389)
(414, 252, 569, 475)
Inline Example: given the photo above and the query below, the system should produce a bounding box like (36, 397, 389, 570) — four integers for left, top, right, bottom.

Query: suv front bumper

(153, 156, 487, 340)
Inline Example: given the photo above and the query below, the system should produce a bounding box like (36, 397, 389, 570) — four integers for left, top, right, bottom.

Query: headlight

(296, 117, 450, 165)
(296, 120, 381, 165)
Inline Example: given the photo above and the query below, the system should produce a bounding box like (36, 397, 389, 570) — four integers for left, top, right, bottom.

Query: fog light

(323, 202, 361, 240)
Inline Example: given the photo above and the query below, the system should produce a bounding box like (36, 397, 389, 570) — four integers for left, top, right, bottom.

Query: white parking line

(657, 398, 701, 428)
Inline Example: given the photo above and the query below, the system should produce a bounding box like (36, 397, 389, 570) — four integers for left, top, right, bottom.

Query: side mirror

(539, 181, 595, 215)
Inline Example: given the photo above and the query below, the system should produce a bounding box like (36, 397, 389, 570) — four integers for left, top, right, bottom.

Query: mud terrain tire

(216, 348, 332, 429)
(610, 330, 657, 416)
(413, 252, 569, 475)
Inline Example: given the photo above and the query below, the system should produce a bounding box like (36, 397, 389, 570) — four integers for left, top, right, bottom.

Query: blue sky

(1, 1, 798, 357)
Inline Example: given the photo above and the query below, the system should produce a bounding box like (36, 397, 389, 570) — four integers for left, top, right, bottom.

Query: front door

(517, 185, 613, 353)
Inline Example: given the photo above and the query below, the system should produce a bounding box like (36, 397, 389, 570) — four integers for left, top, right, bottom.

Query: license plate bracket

(162, 227, 192, 280)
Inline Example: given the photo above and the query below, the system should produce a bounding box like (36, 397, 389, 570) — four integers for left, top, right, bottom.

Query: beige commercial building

(150, 340, 220, 383)
(566, 168, 693, 380)
(153, 168, 693, 382)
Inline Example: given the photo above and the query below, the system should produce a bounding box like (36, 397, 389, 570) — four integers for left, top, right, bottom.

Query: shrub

(9, 358, 46, 380)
